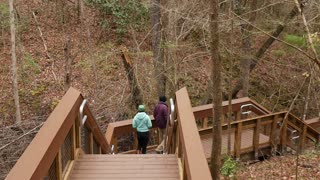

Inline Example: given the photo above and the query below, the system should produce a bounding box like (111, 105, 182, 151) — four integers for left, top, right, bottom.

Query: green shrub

(284, 34, 305, 47)
(50, 98, 60, 110)
(86, 0, 149, 41)
(30, 85, 46, 96)
(221, 156, 238, 177)
(21, 53, 41, 83)
(0, 3, 9, 30)
(272, 50, 286, 57)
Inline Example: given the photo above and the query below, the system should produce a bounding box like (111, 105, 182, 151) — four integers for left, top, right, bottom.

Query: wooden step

(69, 154, 180, 180)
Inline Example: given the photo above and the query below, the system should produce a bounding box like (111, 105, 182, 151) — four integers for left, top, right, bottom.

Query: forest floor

(1, 0, 320, 179)
(235, 150, 320, 179)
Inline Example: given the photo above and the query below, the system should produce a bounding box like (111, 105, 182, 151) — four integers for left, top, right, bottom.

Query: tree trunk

(151, 0, 166, 97)
(9, 0, 21, 124)
(76, 0, 83, 23)
(56, 0, 66, 24)
(164, 0, 178, 98)
(227, 0, 235, 156)
(121, 47, 143, 109)
(239, 0, 257, 97)
(64, 39, 72, 91)
(210, 0, 222, 178)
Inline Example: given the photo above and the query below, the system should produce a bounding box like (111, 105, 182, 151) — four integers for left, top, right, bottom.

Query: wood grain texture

(69, 154, 180, 180)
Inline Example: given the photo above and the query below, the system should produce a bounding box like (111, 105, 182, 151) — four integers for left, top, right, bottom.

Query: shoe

(156, 150, 163, 154)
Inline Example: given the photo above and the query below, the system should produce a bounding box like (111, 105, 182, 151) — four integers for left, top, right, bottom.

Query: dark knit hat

(159, 96, 167, 102)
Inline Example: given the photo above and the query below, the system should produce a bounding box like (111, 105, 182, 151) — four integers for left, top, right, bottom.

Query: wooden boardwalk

(201, 129, 270, 159)
(69, 154, 180, 180)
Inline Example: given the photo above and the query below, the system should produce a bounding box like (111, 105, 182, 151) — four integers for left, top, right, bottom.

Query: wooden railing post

(281, 117, 288, 154)
(177, 130, 182, 158)
(89, 131, 93, 154)
(203, 117, 208, 128)
(133, 132, 138, 150)
(56, 150, 62, 180)
(299, 124, 307, 153)
(316, 135, 320, 150)
(234, 122, 242, 159)
(76, 116, 81, 148)
(236, 111, 241, 121)
(221, 114, 225, 124)
(98, 145, 102, 154)
(71, 124, 76, 159)
(270, 114, 278, 154)
(253, 119, 261, 159)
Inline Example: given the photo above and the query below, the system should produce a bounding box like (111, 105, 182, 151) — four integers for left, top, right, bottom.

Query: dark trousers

(137, 131, 149, 154)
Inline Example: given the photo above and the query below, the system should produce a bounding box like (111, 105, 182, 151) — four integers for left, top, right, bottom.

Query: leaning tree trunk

(121, 47, 143, 109)
(9, 0, 21, 124)
(229, 5, 300, 99)
(210, 0, 222, 178)
(151, 0, 166, 97)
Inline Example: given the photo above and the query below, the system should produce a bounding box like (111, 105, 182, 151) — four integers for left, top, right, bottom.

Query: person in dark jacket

(153, 96, 169, 153)
(132, 105, 152, 154)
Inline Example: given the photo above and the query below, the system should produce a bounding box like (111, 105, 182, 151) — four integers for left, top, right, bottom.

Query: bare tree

(9, 0, 21, 124)
(76, 0, 83, 23)
(64, 39, 72, 91)
(151, 0, 166, 97)
(210, 0, 222, 178)
(238, 0, 257, 97)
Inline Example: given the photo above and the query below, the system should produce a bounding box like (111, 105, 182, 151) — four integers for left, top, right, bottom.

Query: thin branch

(293, 0, 319, 63)
(32, 11, 51, 59)
(231, 11, 320, 68)
(0, 123, 43, 152)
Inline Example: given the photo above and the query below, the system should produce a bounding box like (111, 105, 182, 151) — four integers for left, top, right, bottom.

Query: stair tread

(69, 154, 180, 180)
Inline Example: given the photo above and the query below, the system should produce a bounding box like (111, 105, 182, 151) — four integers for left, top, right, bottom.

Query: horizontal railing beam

(192, 97, 270, 119)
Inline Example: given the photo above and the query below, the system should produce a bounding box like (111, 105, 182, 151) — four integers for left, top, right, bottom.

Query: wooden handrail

(175, 87, 212, 180)
(193, 97, 270, 120)
(6, 87, 109, 180)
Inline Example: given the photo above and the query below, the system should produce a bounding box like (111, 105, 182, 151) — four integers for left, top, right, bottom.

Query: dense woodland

(1, 0, 320, 179)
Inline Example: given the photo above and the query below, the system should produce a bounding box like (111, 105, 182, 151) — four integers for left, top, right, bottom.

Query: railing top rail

(287, 113, 320, 138)
(192, 97, 271, 118)
(192, 97, 251, 112)
(108, 115, 155, 128)
(6, 88, 82, 180)
(176, 87, 212, 180)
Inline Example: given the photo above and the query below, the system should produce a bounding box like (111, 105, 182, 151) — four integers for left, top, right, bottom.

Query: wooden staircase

(69, 154, 180, 180)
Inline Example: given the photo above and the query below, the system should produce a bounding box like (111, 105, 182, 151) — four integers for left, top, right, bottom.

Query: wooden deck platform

(201, 129, 270, 159)
(69, 154, 180, 180)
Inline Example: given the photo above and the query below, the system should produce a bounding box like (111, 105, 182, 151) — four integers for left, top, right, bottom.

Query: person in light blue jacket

(132, 105, 152, 154)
